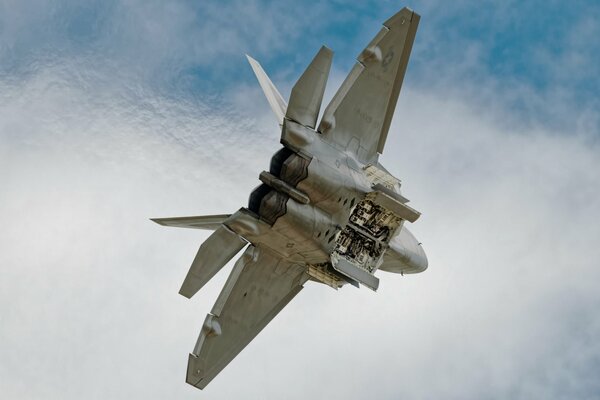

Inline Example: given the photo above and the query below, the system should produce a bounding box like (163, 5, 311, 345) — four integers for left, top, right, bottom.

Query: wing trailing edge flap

(151, 214, 231, 230)
(186, 245, 308, 389)
(317, 7, 420, 163)
(286, 46, 333, 129)
(179, 225, 247, 299)
(246, 55, 287, 126)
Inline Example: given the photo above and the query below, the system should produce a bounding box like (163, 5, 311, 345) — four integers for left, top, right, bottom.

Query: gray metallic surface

(333, 258, 379, 291)
(225, 208, 330, 263)
(259, 170, 310, 204)
(286, 46, 333, 129)
(179, 226, 247, 299)
(152, 6, 428, 390)
(380, 226, 428, 274)
(369, 190, 421, 223)
(150, 214, 230, 230)
(318, 7, 419, 162)
(246, 55, 287, 125)
(186, 246, 308, 389)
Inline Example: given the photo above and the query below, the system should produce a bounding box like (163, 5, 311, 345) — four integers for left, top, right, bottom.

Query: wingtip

(383, 7, 418, 28)
(319, 45, 333, 55)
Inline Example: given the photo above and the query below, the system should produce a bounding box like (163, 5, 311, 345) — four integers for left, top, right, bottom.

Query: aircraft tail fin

(286, 46, 333, 129)
(246, 55, 287, 126)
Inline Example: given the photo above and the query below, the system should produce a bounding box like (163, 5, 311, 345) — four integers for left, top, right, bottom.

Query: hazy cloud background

(1, 1, 599, 399)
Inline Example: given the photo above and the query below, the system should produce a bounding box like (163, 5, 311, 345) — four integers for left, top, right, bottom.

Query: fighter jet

(153, 7, 426, 390)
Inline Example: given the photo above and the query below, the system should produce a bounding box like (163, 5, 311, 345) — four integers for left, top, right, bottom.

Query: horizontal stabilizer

(179, 226, 247, 299)
(246, 55, 287, 126)
(286, 46, 333, 129)
(151, 214, 231, 230)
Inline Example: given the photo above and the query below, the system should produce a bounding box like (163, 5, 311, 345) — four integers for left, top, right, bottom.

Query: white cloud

(0, 57, 278, 398)
(2, 53, 599, 399)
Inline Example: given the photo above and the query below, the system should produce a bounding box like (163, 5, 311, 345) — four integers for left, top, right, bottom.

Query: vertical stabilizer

(246, 55, 288, 126)
(286, 46, 333, 129)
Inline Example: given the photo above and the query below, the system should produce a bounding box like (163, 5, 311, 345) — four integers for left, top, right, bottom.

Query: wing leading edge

(186, 245, 308, 389)
(318, 7, 419, 163)
(151, 214, 230, 230)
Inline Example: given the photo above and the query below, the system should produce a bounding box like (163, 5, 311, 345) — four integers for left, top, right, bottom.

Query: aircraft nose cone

(409, 238, 428, 273)
(395, 229, 427, 273)
(379, 226, 428, 274)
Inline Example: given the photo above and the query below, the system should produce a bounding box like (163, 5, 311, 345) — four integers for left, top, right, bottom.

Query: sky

(1, 0, 599, 399)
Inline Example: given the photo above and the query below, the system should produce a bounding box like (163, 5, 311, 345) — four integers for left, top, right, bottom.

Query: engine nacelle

(269, 144, 359, 214)
(247, 180, 337, 248)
